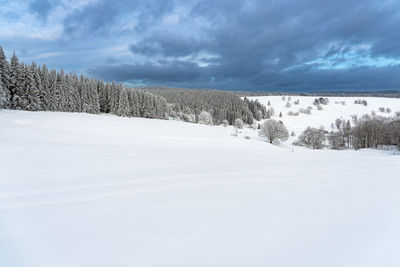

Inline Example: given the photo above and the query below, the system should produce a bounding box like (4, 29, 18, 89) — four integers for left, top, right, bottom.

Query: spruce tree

(89, 79, 100, 114)
(109, 81, 120, 115)
(117, 87, 130, 117)
(25, 64, 41, 111)
(0, 72, 7, 109)
(9, 52, 19, 103)
(71, 74, 82, 112)
(48, 69, 58, 111)
(31, 63, 43, 110)
(0, 46, 11, 107)
(12, 62, 27, 110)
(39, 64, 51, 110)
(56, 69, 66, 111)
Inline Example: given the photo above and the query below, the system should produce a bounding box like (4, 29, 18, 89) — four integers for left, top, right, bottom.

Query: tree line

(141, 87, 259, 125)
(295, 113, 400, 150)
(1, 47, 268, 126)
(0, 46, 169, 120)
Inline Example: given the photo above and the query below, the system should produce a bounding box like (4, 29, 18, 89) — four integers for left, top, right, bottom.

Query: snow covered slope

(1, 110, 400, 267)
(248, 96, 400, 140)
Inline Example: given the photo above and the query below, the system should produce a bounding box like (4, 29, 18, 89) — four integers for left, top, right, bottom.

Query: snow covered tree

(24, 64, 41, 111)
(233, 118, 244, 136)
(234, 118, 244, 129)
(8, 52, 19, 105)
(81, 78, 100, 114)
(0, 73, 7, 109)
(259, 119, 289, 144)
(11, 62, 28, 110)
(198, 111, 213, 125)
(57, 69, 67, 111)
(117, 87, 130, 117)
(298, 127, 326, 149)
(48, 69, 58, 111)
(39, 64, 51, 110)
(0, 46, 11, 108)
(109, 82, 121, 115)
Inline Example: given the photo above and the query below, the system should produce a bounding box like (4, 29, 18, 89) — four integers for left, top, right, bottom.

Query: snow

(248, 96, 400, 142)
(1, 105, 400, 267)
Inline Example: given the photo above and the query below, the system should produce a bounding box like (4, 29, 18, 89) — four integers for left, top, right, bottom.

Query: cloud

(2, 0, 400, 91)
(29, 0, 53, 21)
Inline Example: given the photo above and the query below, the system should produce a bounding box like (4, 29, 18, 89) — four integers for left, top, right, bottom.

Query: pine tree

(12, 62, 27, 110)
(71, 74, 82, 112)
(39, 64, 51, 110)
(31, 63, 43, 110)
(0, 72, 7, 109)
(56, 69, 66, 111)
(117, 87, 130, 117)
(0, 46, 11, 108)
(48, 69, 58, 111)
(89, 79, 100, 114)
(64, 74, 75, 112)
(80, 77, 90, 113)
(98, 80, 108, 113)
(25, 64, 41, 111)
(9, 52, 19, 103)
(109, 82, 120, 115)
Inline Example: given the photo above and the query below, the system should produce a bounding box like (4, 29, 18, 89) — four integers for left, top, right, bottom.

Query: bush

(222, 119, 229, 127)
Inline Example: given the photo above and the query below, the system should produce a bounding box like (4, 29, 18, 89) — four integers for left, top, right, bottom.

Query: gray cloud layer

(4, 0, 400, 91)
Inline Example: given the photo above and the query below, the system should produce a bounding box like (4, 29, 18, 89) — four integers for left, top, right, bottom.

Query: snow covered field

(249, 96, 400, 142)
(1, 103, 400, 267)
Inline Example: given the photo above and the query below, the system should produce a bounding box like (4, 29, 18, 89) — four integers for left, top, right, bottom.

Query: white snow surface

(249, 96, 400, 142)
(1, 104, 400, 267)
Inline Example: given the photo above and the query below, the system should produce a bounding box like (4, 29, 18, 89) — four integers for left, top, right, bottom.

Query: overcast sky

(1, 0, 400, 91)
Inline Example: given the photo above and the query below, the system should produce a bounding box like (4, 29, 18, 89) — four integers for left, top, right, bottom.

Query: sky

(1, 0, 400, 92)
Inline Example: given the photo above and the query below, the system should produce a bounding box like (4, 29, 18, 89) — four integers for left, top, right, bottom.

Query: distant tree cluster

(0, 46, 169, 120)
(348, 114, 400, 149)
(142, 87, 255, 125)
(299, 106, 313, 114)
(354, 99, 368, 106)
(295, 113, 400, 150)
(243, 97, 268, 120)
(313, 97, 329, 105)
(288, 111, 299, 116)
(378, 107, 392, 113)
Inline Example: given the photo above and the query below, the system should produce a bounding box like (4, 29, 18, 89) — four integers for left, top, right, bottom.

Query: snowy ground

(1, 106, 400, 267)
(248, 96, 400, 143)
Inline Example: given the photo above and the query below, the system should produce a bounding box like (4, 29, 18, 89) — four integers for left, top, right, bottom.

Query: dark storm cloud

(95, 0, 399, 91)
(89, 60, 203, 83)
(129, 32, 208, 57)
